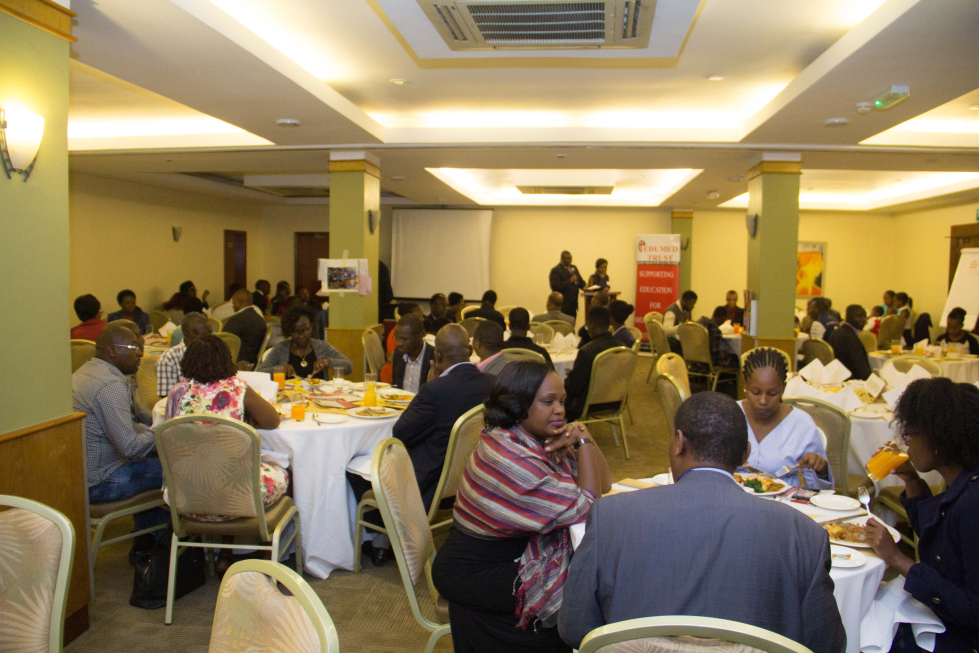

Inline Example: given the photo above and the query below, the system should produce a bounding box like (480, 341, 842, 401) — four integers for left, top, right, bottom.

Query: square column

(671, 210, 693, 293)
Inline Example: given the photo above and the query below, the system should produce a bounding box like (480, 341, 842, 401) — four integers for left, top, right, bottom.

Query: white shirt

(809, 320, 826, 341)
(211, 301, 235, 322)
(737, 401, 834, 490)
(663, 302, 683, 337)
(402, 342, 428, 393)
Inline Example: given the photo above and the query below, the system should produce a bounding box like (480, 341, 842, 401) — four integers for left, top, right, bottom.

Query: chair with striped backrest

(656, 373, 686, 438)
(149, 310, 170, 334)
(215, 332, 241, 361)
(654, 353, 691, 398)
(362, 327, 386, 376)
(627, 327, 643, 352)
(781, 396, 862, 497)
(528, 322, 555, 344)
(578, 347, 639, 459)
(255, 324, 275, 365)
(644, 316, 671, 382)
(71, 339, 96, 373)
(886, 355, 941, 377)
(459, 305, 479, 320)
(544, 320, 573, 336)
(858, 330, 877, 354)
(877, 314, 905, 349)
(459, 316, 486, 338)
(800, 338, 834, 367)
(677, 322, 738, 391)
(497, 306, 515, 320)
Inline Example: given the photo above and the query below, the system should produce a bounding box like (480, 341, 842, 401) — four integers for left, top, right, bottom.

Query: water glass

(332, 366, 345, 389)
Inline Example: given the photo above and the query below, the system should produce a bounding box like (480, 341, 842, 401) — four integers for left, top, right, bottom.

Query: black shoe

(370, 545, 390, 567)
(128, 533, 156, 566)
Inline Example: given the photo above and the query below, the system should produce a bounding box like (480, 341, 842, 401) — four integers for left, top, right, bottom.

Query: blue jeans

(90, 458, 170, 539)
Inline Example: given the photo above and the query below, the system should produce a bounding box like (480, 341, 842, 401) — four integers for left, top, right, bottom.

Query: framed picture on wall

(797, 242, 825, 297)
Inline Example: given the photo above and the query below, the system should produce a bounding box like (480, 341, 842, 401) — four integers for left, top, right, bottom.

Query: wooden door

(295, 232, 330, 295)
(949, 223, 979, 288)
(224, 230, 247, 300)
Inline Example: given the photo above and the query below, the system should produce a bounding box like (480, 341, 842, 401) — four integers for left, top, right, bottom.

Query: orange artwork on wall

(797, 243, 825, 297)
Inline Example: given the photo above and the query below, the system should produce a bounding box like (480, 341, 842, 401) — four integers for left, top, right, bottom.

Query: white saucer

(312, 414, 347, 424)
(830, 545, 867, 568)
(651, 473, 671, 486)
(811, 494, 861, 511)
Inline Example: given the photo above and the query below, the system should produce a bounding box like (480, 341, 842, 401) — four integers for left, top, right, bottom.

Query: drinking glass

(914, 344, 925, 356)
(363, 372, 378, 407)
(890, 340, 901, 355)
(273, 372, 286, 389)
(289, 392, 306, 421)
(332, 366, 345, 389)
(866, 440, 909, 482)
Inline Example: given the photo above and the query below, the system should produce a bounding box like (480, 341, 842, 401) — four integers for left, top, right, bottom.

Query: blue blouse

(737, 401, 834, 490)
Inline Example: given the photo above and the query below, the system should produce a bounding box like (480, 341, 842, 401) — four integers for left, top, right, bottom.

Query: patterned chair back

(886, 355, 941, 377)
(800, 338, 834, 366)
(136, 353, 161, 411)
(582, 347, 638, 414)
(215, 332, 241, 361)
(149, 310, 170, 334)
(858, 330, 877, 354)
(362, 328, 386, 375)
(876, 314, 905, 349)
(256, 324, 275, 364)
(528, 322, 556, 343)
(627, 327, 643, 352)
(430, 406, 486, 524)
(208, 316, 223, 333)
(544, 320, 573, 336)
(655, 353, 691, 398)
(677, 322, 711, 366)
(459, 316, 486, 338)
(782, 397, 851, 496)
(492, 349, 546, 375)
(645, 316, 670, 362)
(70, 339, 96, 373)
(657, 373, 686, 437)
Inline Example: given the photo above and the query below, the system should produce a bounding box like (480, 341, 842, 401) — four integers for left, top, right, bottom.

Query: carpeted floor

(66, 355, 670, 653)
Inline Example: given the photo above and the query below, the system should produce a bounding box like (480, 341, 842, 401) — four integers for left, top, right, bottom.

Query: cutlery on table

(858, 485, 872, 517)
(774, 463, 801, 478)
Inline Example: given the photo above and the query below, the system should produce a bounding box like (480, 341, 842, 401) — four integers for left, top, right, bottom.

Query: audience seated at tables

(392, 313, 434, 392)
(828, 304, 873, 380)
(156, 311, 213, 398)
(882, 289, 897, 316)
(473, 320, 506, 374)
(167, 296, 206, 346)
(740, 348, 834, 490)
(424, 292, 452, 334)
(711, 290, 745, 327)
(559, 391, 845, 653)
(502, 307, 553, 370)
(222, 288, 268, 367)
(73, 323, 170, 551)
(163, 280, 209, 311)
(865, 305, 884, 336)
(827, 298, 842, 322)
(549, 250, 586, 320)
(381, 302, 424, 383)
(663, 290, 697, 353)
(432, 361, 610, 652)
(107, 289, 150, 334)
(806, 296, 839, 341)
(935, 307, 979, 355)
(164, 334, 286, 573)
(467, 290, 507, 329)
(577, 290, 609, 348)
(268, 280, 291, 316)
(71, 293, 108, 341)
(350, 324, 495, 567)
(864, 378, 979, 653)
(447, 291, 465, 323)
(587, 257, 610, 291)
(895, 291, 914, 343)
(690, 316, 739, 371)
(609, 300, 636, 348)
(252, 279, 271, 315)
(208, 283, 241, 323)
(537, 292, 575, 327)
(257, 304, 352, 379)
(114, 319, 153, 427)
(565, 307, 621, 421)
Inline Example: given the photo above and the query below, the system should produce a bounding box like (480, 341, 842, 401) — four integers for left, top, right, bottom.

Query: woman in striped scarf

(432, 360, 611, 653)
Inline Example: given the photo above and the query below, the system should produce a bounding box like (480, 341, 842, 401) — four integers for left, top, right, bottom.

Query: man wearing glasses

(74, 323, 169, 547)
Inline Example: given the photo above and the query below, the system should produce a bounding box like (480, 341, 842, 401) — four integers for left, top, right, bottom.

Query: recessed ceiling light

(970, 104, 979, 111)
(707, 75, 724, 82)
(824, 117, 848, 127)
(391, 176, 405, 181)
(706, 190, 720, 199)
(390, 79, 407, 85)
(556, 154, 566, 159)
(276, 118, 301, 128)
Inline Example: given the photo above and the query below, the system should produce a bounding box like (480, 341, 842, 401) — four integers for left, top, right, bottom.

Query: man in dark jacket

(549, 250, 586, 319)
(467, 290, 507, 329)
(711, 290, 745, 326)
(828, 304, 873, 380)
(501, 307, 553, 370)
(223, 289, 268, 366)
(392, 313, 435, 392)
(565, 307, 622, 421)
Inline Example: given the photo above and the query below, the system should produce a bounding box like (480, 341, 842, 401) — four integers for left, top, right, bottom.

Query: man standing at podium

(549, 250, 586, 319)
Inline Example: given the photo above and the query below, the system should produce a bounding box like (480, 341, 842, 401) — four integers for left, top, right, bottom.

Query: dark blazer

(711, 305, 745, 326)
(424, 314, 452, 335)
(252, 291, 269, 314)
(549, 263, 586, 317)
(222, 307, 268, 365)
(392, 342, 436, 391)
(392, 363, 495, 509)
(828, 323, 873, 381)
(565, 332, 621, 420)
(559, 471, 846, 653)
(501, 335, 553, 370)
(467, 305, 507, 329)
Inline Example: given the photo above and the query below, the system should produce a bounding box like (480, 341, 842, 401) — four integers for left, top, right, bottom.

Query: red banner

(635, 234, 681, 342)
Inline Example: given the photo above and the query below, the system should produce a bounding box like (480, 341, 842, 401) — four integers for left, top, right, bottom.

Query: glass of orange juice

(273, 372, 286, 389)
(866, 441, 909, 481)
(733, 325, 742, 335)
(363, 373, 378, 407)
(289, 393, 306, 421)
(890, 340, 901, 355)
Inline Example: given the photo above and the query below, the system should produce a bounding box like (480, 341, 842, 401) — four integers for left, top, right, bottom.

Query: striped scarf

(453, 426, 595, 629)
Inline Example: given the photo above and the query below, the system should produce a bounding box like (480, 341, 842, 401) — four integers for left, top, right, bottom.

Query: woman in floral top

(164, 334, 288, 573)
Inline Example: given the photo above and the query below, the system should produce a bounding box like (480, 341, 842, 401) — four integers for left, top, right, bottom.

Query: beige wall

(259, 204, 329, 288)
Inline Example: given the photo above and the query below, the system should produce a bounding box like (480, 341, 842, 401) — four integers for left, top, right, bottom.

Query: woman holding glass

(257, 304, 352, 379)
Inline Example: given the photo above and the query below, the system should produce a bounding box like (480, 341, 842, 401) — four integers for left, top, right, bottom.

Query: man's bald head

(473, 321, 504, 357)
(547, 292, 564, 311)
(232, 288, 253, 312)
(435, 324, 472, 367)
(96, 323, 137, 354)
(95, 323, 142, 374)
(181, 311, 212, 347)
(112, 319, 141, 338)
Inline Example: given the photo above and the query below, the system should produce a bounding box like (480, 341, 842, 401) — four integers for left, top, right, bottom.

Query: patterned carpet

(66, 356, 671, 653)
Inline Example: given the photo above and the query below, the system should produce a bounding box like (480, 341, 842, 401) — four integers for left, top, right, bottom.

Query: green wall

(328, 169, 380, 327)
(0, 13, 72, 434)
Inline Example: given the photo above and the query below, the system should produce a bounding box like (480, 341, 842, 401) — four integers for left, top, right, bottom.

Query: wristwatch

(572, 437, 593, 450)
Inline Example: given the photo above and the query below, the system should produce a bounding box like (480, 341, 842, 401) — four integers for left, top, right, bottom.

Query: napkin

(784, 374, 862, 411)
(882, 385, 907, 410)
(880, 364, 908, 389)
(237, 371, 279, 402)
(906, 364, 933, 381)
(550, 333, 567, 350)
(158, 321, 177, 338)
(345, 454, 372, 480)
(823, 359, 853, 384)
(799, 359, 825, 383)
(718, 320, 735, 335)
(859, 577, 945, 653)
(925, 345, 942, 357)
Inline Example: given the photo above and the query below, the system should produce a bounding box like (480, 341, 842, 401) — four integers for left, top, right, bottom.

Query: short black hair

(608, 300, 634, 324)
(481, 290, 497, 305)
(742, 347, 788, 384)
(256, 279, 270, 291)
(180, 334, 236, 384)
(281, 304, 319, 337)
(595, 258, 607, 269)
(228, 282, 242, 295)
(430, 293, 446, 304)
(509, 307, 530, 331)
(884, 290, 895, 297)
(895, 292, 909, 303)
(474, 320, 504, 351)
(398, 301, 419, 317)
(681, 290, 698, 302)
(448, 292, 463, 306)
(396, 313, 424, 336)
(276, 280, 290, 292)
(587, 306, 611, 332)
(845, 304, 866, 318)
(116, 289, 136, 305)
(809, 297, 830, 314)
(592, 290, 610, 307)
(894, 378, 979, 469)
(674, 391, 748, 468)
(948, 307, 967, 323)
(484, 361, 551, 430)
(74, 294, 101, 321)
(181, 296, 204, 314)
(179, 280, 195, 294)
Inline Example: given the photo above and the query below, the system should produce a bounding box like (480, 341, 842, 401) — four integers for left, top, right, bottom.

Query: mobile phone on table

(791, 488, 818, 503)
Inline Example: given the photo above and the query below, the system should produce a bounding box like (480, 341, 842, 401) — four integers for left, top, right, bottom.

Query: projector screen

(391, 209, 492, 299)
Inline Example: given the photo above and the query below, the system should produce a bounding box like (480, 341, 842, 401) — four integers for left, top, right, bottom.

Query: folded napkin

(799, 359, 851, 384)
(924, 345, 942, 357)
(718, 320, 735, 335)
(907, 364, 933, 381)
(860, 577, 945, 653)
(550, 333, 567, 350)
(158, 321, 177, 339)
(345, 454, 372, 480)
(237, 371, 279, 402)
(784, 374, 863, 412)
(882, 385, 907, 410)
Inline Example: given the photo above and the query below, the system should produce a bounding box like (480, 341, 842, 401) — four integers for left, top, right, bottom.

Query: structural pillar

(671, 210, 693, 293)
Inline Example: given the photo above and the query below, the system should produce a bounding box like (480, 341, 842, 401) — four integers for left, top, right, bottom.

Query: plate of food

(346, 407, 399, 419)
(349, 381, 392, 390)
(810, 494, 862, 511)
(824, 516, 901, 548)
(830, 545, 867, 568)
(733, 473, 787, 496)
(379, 389, 416, 405)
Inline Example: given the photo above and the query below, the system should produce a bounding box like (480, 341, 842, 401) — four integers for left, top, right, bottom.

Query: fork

(858, 485, 872, 516)
(774, 463, 801, 478)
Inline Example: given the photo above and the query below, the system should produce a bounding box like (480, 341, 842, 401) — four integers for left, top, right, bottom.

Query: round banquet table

(868, 351, 979, 383)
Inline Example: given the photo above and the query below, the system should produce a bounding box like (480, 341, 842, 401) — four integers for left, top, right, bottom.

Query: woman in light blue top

(738, 348, 834, 490)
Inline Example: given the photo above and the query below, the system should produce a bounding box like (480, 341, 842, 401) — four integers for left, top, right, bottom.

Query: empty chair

(646, 311, 663, 323)
(578, 348, 639, 459)
(149, 310, 170, 334)
(656, 373, 686, 438)
(781, 396, 864, 498)
(459, 305, 479, 320)
(70, 339, 96, 373)
(214, 331, 241, 361)
(89, 489, 166, 599)
(544, 320, 573, 336)
(0, 495, 75, 653)
(208, 560, 338, 653)
(644, 317, 671, 382)
(459, 316, 486, 338)
(627, 326, 643, 352)
(677, 322, 738, 391)
(877, 314, 905, 349)
(528, 322, 555, 344)
(654, 353, 691, 398)
(362, 327, 386, 376)
(858, 330, 877, 354)
(800, 338, 834, 367)
(886, 355, 941, 376)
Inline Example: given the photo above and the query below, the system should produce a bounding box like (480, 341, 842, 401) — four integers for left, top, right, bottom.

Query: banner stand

(635, 234, 682, 351)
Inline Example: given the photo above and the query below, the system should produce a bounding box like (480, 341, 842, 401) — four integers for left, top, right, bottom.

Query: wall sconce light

(0, 106, 45, 182)
(172, 227, 182, 242)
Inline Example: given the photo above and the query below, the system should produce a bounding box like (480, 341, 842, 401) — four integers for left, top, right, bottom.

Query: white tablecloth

(868, 352, 979, 383)
(848, 416, 943, 489)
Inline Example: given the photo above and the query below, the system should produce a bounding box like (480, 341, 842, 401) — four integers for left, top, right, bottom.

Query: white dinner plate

(734, 473, 789, 496)
(346, 407, 399, 419)
(850, 404, 893, 420)
(651, 473, 671, 486)
(378, 389, 416, 404)
(348, 381, 392, 390)
(312, 414, 347, 425)
(830, 545, 867, 569)
(825, 516, 902, 548)
(811, 494, 861, 511)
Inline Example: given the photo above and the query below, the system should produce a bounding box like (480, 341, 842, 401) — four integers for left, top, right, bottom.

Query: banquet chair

(781, 396, 867, 498)
(677, 322, 738, 391)
(459, 305, 479, 319)
(371, 438, 451, 653)
(459, 316, 486, 337)
(644, 317, 671, 382)
(487, 348, 545, 375)
(208, 560, 338, 653)
(528, 322, 555, 344)
(0, 495, 75, 653)
(877, 314, 905, 349)
(89, 488, 166, 599)
(136, 353, 161, 411)
(858, 330, 877, 354)
(740, 347, 793, 378)
(655, 353, 692, 398)
(256, 324, 274, 365)
(578, 615, 813, 653)
(578, 347, 638, 459)
(70, 339, 96, 373)
(215, 331, 241, 361)
(800, 338, 834, 367)
(886, 355, 941, 377)
(626, 326, 643, 351)
(149, 309, 170, 334)
(208, 315, 223, 332)
(156, 414, 302, 624)
(544, 320, 573, 336)
(657, 373, 686, 438)
(497, 305, 515, 320)
(646, 311, 663, 323)
(362, 327, 386, 375)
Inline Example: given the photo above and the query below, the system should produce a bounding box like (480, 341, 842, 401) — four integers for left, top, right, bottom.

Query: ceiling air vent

(516, 185, 614, 195)
(419, 0, 655, 50)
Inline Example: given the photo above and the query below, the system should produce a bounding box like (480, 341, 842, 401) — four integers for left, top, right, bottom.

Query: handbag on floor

(130, 542, 206, 610)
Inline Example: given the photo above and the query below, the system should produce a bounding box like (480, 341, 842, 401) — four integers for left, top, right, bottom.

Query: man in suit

(467, 290, 507, 329)
(252, 279, 270, 315)
(222, 288, 268, 366)
(501, 307, 553, 370)
(559, 391, 846, 653)
(537, 292, 575, 327)
(565, 307, 622, 421)
(392, 313, 435, 393)
(829, 304, 873, 380)
(549, 251, 586, 319)
(425, 293, 452, 334)
(711, 290, 745, 326)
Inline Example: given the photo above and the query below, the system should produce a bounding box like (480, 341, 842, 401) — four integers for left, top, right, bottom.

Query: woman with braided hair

(739, 347, 833, 490)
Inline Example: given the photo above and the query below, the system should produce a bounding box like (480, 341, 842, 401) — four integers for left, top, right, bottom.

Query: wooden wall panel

(0, 0, 76, 41)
